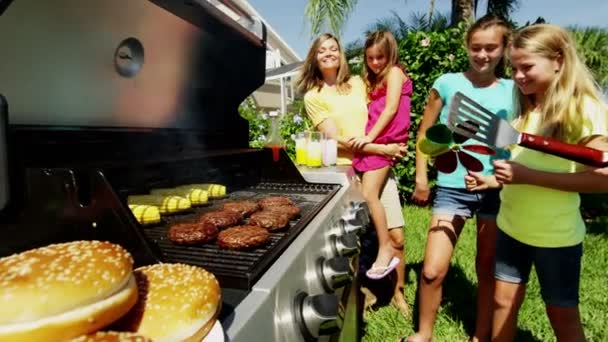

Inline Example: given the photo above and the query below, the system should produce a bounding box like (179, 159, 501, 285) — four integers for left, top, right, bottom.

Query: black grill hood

(0, 0, 266, 132)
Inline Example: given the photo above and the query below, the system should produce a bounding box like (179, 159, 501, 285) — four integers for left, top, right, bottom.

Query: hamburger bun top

(0, 241, 138, 342)
(0, 240, 134, 325)
(117, 263, 221, 342)
(71, 331, 152, 342)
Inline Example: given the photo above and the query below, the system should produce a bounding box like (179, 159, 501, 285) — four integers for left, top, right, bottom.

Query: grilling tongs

(448, 92, 608, 167)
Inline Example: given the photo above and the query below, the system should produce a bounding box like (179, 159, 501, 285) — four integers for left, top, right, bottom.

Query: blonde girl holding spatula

(465, 24, 608, 342)
(407, 15, 515, 342)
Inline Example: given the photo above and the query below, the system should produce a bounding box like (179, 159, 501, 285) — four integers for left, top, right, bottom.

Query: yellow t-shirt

(303, 76, 368, 165)
(498, 97, 608, 247)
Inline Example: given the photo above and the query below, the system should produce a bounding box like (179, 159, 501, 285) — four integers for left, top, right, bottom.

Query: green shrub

(238, 97, 312, 160)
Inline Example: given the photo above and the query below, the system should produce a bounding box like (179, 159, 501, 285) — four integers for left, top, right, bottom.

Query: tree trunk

(451, 0, 475, 25)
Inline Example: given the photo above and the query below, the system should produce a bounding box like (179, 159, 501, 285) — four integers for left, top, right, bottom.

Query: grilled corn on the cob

(127, 194, 191, 214)
(128, 204, 161, 225)
(179, 183, 226, 198)
(150, 188, 209, 206)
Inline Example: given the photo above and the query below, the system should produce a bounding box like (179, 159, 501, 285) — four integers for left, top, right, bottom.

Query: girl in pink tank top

(350, 31, 411, 280)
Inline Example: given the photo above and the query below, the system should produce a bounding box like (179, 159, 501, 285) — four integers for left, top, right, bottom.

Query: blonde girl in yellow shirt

(466, 24, 608, 341)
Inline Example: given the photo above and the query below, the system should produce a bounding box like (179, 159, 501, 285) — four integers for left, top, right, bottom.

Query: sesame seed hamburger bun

(71, 331, 152, 342)
(115, 263, 221, 342)
(0, 241, 138, 342)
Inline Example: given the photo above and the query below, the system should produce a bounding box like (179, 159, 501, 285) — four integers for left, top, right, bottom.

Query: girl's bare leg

(492, 280, 526, 342)
(389, 227, 408, 314)
(407, 215, 466, 342)
(546, 305, 585, 342)
(361, 166, 393, 272)
(472, 218, 498, 342)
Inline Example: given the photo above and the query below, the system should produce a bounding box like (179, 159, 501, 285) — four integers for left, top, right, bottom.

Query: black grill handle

(0, 94, 8, 210)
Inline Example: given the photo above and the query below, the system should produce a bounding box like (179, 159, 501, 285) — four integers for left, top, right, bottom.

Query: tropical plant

(304, 0, 358, 37)
(344, 11, 450, 67)
(450, 0, 475, 24)
(304, 0, 519, 40)
(569, 26, 608, 88)
(485, 0, 520, 19)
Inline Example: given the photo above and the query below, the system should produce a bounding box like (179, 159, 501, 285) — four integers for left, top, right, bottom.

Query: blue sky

(248, 0, 608, 58)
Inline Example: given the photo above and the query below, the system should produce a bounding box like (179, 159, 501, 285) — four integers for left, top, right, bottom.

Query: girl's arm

(350, 66, 406, 149)
(464, 172, 502, 191)
(317, 118, 406, 158)
(493, 136, 608, 193)
(411, 89, 443, 205)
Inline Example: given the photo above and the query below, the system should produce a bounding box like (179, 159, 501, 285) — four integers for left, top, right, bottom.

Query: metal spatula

(448, 91, 608, 167)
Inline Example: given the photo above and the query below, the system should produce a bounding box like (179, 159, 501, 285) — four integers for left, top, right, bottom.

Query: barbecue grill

(0, 1, 368, 341)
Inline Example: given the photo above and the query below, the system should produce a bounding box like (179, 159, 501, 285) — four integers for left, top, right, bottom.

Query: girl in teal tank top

(408, 15, 514, 342)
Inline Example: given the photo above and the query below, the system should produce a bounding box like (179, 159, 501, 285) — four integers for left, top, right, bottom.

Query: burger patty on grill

(217, 225, 270, 250)
(167, 221, 219, 244)
(249, 211, 290, 231)
(221, 200, 260, 218)
(258, 196, 294, 209)
(197, 210, 241, 229)
(263, 204, 301, 219)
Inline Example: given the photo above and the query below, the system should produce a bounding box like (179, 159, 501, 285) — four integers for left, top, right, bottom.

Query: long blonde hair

(362, 30, 400, 92)
(296, 33, 351, 94)
(511, 24, 608, 142)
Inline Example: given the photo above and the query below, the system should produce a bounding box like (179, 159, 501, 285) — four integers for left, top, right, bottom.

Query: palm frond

(486, 0, 519, 19)
(304, 0, 358, 37)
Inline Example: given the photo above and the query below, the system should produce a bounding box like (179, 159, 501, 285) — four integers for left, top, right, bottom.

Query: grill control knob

(340, 217, 365, 235)
(294, 292, 340, 341)
(330, 232, 360, 257)
(317, 256, 353, 291)
(349, 200, 365, 209)
(348, 201, 370, 226)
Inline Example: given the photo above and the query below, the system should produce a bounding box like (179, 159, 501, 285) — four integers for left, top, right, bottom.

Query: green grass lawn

(361, 206, 608, 342)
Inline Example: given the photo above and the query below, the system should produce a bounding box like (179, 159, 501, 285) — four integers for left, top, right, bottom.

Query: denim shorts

(431, 186, 501, 219)
(494, 229, 583, 307)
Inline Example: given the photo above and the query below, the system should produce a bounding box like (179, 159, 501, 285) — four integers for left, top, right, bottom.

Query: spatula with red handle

(447, 91, 608, 167)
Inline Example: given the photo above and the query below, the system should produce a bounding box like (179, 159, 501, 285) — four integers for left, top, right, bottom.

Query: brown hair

(296, 33, 351, 94)
(362, 30, 400, 92)
(466, 14, 512, 77)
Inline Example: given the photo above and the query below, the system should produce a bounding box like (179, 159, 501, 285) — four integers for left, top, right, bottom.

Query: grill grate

(139, 182, 340, 289)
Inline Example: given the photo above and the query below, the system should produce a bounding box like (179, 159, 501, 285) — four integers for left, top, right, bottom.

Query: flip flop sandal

(366, 256, 400, 280)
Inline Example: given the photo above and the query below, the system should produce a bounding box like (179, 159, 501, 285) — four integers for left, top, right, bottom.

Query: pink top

(352, 67, 412, 172)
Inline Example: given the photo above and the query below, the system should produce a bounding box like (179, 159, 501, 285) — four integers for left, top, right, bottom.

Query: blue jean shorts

(494, 229, 582, 307)
(432, 186, 501, 219)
